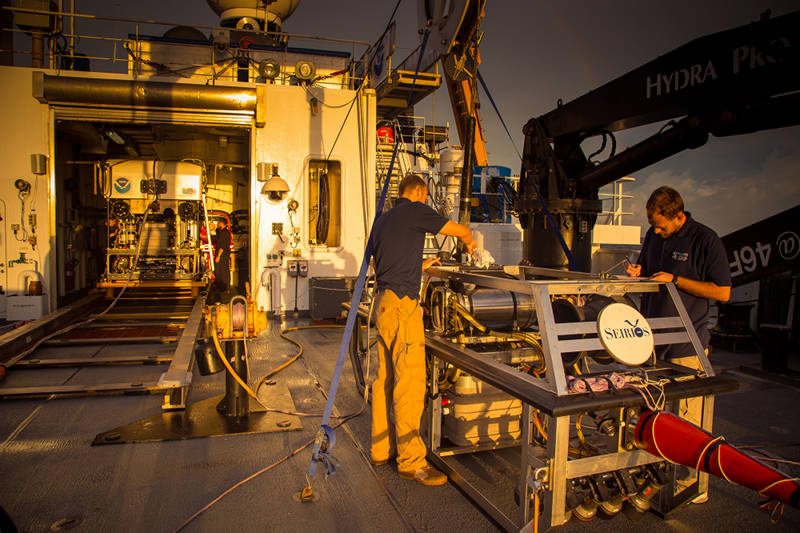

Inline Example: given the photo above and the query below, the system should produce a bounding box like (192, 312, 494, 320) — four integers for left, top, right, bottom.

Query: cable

(214, 322, 356, 419)
(476, 69, 522, 160)
(254, 325, 343, 393)
(302, 83, 360, 109)
(324, 84, 363, 162)
(173, 322, 379, 533)
(210, 314, 264, 405)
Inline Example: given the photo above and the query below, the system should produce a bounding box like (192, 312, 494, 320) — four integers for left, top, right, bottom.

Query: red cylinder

(635, 410, 799, 508)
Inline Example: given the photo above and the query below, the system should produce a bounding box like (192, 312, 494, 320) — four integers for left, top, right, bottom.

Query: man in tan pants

(370, 174, 476, 486)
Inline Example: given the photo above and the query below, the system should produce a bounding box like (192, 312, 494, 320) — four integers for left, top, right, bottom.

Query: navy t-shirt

(371, 198, 449, 300)
(637, 215, 731, 358)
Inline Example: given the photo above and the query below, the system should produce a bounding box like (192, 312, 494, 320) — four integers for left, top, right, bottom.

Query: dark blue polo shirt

(637, 215, 731, 358)
(371, 198, 449, 300)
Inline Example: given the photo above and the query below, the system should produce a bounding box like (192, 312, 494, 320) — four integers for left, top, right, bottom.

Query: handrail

(1, 4, 370, 86)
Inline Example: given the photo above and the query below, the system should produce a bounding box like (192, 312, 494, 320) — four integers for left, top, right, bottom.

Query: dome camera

(261, 176, 290, 202)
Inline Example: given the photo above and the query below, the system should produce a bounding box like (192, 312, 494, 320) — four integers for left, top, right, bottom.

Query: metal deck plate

(92, 381, 302, 444)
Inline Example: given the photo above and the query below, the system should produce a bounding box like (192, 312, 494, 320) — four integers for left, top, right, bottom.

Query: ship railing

(1, 4, 370, 89)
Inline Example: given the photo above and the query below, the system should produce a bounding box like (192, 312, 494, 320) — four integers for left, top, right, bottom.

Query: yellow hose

(211, 316, 264, 406)
(254, 325, 345, 393)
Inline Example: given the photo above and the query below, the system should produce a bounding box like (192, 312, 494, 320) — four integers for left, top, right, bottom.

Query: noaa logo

(114, 177, 131, 194)
(596, 303, 654, 366)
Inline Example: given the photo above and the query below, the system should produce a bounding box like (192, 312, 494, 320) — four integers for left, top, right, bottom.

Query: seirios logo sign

(596, 303, 654, 366)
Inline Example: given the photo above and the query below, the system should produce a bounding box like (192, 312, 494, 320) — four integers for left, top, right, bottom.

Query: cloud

(616, 144, 800, 238)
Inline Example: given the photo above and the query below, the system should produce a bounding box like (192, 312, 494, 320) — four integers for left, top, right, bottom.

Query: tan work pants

(370, 290, 428, 471)
(671, 348, 710, 428)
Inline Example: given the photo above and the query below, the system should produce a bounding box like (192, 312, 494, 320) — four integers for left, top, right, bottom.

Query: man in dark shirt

(626, 186, 731, 359)
(370, 173, 476, 486)
(627, 186, 731, 504)
(212, 218, 232, 292)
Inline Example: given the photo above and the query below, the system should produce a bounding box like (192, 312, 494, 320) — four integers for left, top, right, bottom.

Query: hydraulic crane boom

(418, 0, 488, 225)
(518, 10, 800, 271)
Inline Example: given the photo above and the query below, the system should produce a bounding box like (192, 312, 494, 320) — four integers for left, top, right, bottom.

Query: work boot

(398, 464, 448, 486)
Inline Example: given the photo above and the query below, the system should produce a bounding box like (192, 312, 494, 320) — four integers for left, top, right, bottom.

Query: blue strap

(307, 28, 432, 480)
(476, 69, 577, 271)
(311, 424, 340, 478)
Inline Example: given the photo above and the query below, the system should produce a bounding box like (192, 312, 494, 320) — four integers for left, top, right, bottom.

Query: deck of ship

(1, 316, 799, 532)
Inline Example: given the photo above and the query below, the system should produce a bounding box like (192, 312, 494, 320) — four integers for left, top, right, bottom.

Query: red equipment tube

(635, 410, 800, 508)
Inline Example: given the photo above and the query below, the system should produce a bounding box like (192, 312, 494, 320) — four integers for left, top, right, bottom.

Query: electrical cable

(206, 323, 356, 419)
(302, 83, 360, 109)
(210, 313, 264, 405)
(324, 84, 363, 163)
(254, 325, 342, 394)
(171, 407, 368, 533)
(174, 321, 387, 533)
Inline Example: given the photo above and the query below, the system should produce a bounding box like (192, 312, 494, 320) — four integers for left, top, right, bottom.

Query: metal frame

(106, 248, 200, 281)
(423, 267, 737, 531)
(0, 292, 203, 410)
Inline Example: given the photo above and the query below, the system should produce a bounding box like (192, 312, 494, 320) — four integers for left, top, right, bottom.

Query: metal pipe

(33, 72, 257, 111)
(69, 0, 74, 60)
(31, 34, 44, 67)
(457, 115, 475, 227)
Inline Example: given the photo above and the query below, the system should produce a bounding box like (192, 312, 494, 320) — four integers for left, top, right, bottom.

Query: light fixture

(259, 59, 280, 80)
(294, 60, 315, 82)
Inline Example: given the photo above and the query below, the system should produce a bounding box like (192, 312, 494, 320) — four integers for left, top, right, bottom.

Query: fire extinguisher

(65, 260, 74, 292)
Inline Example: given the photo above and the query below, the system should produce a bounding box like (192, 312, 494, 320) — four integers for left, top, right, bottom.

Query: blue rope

(476, 69, 577, 271)
(308, 28, 432, 479)
(476, 69, 521, 160)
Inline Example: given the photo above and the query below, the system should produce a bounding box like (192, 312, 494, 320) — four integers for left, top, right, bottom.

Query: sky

(40, 0, 800, 237)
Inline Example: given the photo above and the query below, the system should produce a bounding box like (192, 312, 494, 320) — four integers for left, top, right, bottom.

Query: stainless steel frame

(423, 267, 738, 531)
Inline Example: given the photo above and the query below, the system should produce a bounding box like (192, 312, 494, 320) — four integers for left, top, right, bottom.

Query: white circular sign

(596, 303, 654, 366)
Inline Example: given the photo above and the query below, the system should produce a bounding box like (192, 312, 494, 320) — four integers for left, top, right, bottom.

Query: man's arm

(439, 221, 477, 254)
(649, 271, 731, 301)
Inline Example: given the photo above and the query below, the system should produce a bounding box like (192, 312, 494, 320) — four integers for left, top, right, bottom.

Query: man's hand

(649, 271, 674, 282)
(465, 240, 478, 255)
(422, 257, 441, 272)
(626, 263, 642, 277)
